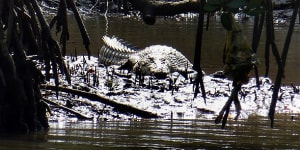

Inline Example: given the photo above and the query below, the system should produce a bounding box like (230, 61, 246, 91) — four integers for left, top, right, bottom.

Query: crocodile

(98, 35, 196, 79)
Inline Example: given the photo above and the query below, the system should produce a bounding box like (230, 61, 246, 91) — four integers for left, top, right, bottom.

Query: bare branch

(41, 84, 159, 118)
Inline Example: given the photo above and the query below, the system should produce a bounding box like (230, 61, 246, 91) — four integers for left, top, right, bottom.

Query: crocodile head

(119, 54, 169, 79)
(133, 56, 169, 79)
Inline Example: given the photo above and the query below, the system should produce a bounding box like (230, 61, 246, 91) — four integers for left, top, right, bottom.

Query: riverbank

(39, 55, 300, 125)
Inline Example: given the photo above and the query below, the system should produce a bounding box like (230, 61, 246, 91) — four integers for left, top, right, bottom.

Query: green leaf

(228, 0, 248, 9)
(206, 0, 222, 5)
(204, 0, 222, 12)
(248, 0, 263, 9)
(204, 4, 221, 12)
(221, 13, 232, 31)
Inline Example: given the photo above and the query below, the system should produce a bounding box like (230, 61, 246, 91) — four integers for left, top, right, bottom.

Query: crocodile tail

(98, 35, 140, 65)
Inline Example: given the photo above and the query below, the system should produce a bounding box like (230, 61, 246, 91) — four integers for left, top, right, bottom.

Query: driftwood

(40, 84, 159, 118)
(42, 98, 93, 120)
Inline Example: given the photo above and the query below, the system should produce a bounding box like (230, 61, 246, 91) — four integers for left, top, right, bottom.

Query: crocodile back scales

(99, 35, 195, 78)
(135, 45, 193, 74)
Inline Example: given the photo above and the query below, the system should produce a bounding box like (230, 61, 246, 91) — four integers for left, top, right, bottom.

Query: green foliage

(204, 0, 222, 12)
(204, 0, 265, 30)
(227, 0, 248, 9)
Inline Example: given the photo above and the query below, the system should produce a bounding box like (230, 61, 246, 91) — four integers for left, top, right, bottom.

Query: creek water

(65, 15, 300, 84)
(0, 114, 300, 149)
(1, 15, 300, 149)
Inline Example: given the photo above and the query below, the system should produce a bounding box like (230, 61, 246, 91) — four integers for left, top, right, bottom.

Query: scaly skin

(98, 35, 196, 79)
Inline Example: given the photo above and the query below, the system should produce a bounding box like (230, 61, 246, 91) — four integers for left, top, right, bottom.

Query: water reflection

(0, 115, 299, 149)
(0, 132, 49, 150)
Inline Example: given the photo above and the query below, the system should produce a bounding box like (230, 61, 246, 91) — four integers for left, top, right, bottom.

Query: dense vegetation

(0, 0, 91, 132)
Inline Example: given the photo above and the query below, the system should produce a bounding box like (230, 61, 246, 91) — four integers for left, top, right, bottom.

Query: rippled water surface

(0, 114, 300, 149)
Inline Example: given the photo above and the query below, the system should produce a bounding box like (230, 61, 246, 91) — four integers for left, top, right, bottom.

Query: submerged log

(40, 84, 159, 118)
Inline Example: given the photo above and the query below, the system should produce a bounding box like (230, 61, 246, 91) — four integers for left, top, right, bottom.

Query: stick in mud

(41, 84, 159, 118)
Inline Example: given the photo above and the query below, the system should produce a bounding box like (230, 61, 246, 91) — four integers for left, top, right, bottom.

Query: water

(64, 15, 300, 84)
(46, 115, 300, 149)
(3, 15, 300, 149)
(0, 114, 299, 149)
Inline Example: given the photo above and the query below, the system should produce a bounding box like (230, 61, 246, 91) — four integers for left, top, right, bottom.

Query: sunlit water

(0, 114, 300, 149)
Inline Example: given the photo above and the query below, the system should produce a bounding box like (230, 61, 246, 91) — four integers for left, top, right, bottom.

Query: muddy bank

(39, 56, 300, 125)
